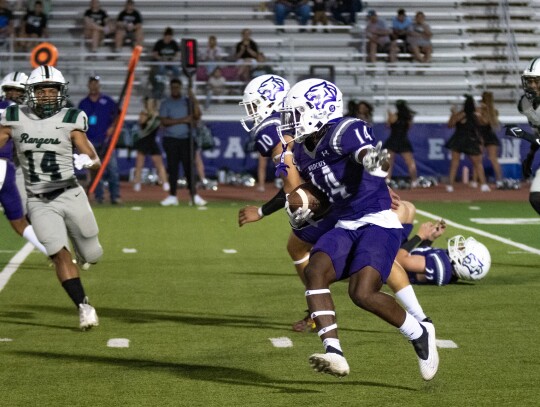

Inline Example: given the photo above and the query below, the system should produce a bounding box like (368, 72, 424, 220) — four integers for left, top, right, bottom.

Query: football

(287, 182, 331, 219)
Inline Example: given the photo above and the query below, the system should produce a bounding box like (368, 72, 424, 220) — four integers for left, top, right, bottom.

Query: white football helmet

(521, 57, 540, 103)
(278, 78, 343, 144)
(26, 65, 68, 118)
(1, 71, 28, 104)
(447, 235, 491, 281)
(239, 74, 290, 132)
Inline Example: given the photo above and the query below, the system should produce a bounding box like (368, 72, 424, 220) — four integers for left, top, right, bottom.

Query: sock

(323, 338, 343, 355)
(22, 225, 48, 256)
(399, 312, 424, 341)
(61, 278, 86, 308)
(395, 285, 427, 322)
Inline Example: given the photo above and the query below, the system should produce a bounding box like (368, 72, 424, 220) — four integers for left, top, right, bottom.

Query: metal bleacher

(0, 0, 539, 123)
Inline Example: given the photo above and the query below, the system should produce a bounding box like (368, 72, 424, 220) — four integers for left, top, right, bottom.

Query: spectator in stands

(235, 28, 259, 82)
(18, 0, 48, 52)
(391, 9, 412, 53)
(131, 97, 169, 193)
(114, 0, 143, 51)
(83, 0, 112, 53)
(330, 0, 363, 25)
(251, 52, 274, 77)
(205, 67, 227, 109)
(200, 35, 226, 77)
(16, 0, 51, 16)
(0, 0, 14, 47)
(445, 95, 490, 193)
(384, 99, 419, 187)
(149, 26, 180, 99)
(476, 91, 503, 189)
(78, 75, 122, 204)
(365, 9, 398, 63)
(407, 11, 433, 63)
(312, 0, 329, 31)
(274, 0, 311, 31)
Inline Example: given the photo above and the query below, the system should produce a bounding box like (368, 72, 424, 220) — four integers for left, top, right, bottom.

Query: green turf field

(1, 201, 539, 406)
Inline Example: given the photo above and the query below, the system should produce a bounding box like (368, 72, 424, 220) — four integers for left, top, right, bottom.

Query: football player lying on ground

(397, 218, 491, 285)
(238, 76, 434, 337)
(276, 78, 438, 380)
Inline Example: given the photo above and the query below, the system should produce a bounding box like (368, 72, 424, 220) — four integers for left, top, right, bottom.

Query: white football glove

(73, 153, 94, 170)
(285, 197, 314, 229)
(362, 141, 390, 177)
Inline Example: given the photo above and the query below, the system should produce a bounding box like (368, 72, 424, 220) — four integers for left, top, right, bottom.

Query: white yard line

(0, 243, 35, 292)
(416, 209, 540, 256)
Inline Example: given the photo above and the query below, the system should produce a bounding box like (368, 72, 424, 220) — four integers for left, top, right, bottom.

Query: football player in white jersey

(0, 65, 102, 330)
(515, 58, 540, 214)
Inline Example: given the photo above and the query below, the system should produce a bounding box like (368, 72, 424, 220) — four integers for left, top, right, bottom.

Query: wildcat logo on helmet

(304, 81, 337, 110)
(257, 76, 286, 102)
(462, 253, 485, 277)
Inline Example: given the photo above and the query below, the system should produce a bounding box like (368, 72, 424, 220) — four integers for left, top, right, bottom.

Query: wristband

(257, 207, 264, 218)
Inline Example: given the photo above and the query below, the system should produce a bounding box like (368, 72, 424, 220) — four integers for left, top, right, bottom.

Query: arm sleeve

(261, 188, 287, 216)
(419, 239, 434, 248)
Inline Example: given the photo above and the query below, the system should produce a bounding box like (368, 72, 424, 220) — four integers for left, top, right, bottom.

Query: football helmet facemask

(1, 71, 28, 104)
(447, 235, 491, 281)
(239, 74, 290, 132)
(521, 57, 540, 104)
(26, 65, 68, 118)
(278, 78, 343, 144)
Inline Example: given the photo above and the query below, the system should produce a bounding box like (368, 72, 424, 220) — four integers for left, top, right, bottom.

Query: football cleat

(79, 298, 99, 331)
(309, 352, 350, 377)
(411, 321, 439, 381)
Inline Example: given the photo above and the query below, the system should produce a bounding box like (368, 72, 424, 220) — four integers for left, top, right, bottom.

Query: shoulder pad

(62, 108, 84, 124)
(4, 105, 19, 122)
(328, 118, 365, 155)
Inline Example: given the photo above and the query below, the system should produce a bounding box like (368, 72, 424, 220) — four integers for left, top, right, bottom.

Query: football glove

(362, 141, 390, 177)
(73, 153, 94, 170)
(285, 198, 314, 229)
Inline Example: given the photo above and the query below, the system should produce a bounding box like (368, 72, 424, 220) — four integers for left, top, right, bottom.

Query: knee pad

(530, 192, 540, 215)
(81, 240, 103, 264)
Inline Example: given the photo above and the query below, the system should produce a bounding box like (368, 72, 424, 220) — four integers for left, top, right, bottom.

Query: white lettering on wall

(223, 137, 246, 159)
(499, 138, 521, 160)
(428, 139, 445, 160)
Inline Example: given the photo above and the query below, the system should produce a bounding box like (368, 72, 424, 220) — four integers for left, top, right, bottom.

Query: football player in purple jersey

(277, 78, 439, 380)
(238, 76, 433, 335)
(397, 219, 491, 286)
(0, 71, 47, 255)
